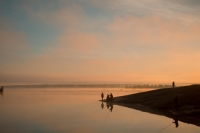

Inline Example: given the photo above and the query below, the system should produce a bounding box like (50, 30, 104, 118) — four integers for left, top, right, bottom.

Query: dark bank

(101, 85, 200, 127)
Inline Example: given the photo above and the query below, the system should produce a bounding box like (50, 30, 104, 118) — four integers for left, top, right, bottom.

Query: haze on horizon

(0, 0, 200, 85)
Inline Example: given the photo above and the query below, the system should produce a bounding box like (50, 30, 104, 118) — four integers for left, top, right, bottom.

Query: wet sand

(103, 85, 200, 127)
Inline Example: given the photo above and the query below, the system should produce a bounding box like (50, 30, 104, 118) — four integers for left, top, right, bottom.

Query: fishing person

(110, 93, 113, 99)
(106, 94, 110, 101)
(172, 81, 175, 88)
(101, 92, 104, 101)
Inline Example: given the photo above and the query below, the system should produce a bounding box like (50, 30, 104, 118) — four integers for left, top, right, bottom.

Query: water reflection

(159, 116, 179, 132)
(109, 103, 113, 112)
(2, 88, 200, 133)
(173, 115, 179, 128)
(101, 102, 104, 109)
(106, 102, 109, 109)
(102, 102, 113, 112)
(0, 92, 3, 97)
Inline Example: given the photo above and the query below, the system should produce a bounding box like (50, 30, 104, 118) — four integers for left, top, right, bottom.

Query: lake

(0, 87, 200, 133)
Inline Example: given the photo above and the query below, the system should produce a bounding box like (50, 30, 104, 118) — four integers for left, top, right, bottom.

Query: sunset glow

(0, 0, 200, 85)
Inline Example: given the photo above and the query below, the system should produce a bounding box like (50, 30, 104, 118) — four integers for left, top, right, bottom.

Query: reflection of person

(173, 116, 179, 128)
(0, 86, 3, 92)
(109, 103, 113, 112)
(101, 92, 104, 100)
(106, 102, 109, 109)
(172, 82, 175, 88)
(101, 102, 104, 109)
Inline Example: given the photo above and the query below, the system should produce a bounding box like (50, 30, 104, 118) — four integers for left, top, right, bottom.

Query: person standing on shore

(106, 94, 109, 101)
(110, 93, 113, 99)
(172, 82, 175, 88)
(101, 92, 104, 100)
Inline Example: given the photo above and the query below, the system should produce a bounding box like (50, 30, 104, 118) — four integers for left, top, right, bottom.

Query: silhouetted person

(174, 95, 178, 108)
(101, 92, 104, 101)
(173, 116, 179, 128)
(101, 101, 104, 109)
(106, 94, 109, 101)
(110, 93, 113, 99)
(172, 82, 175, 88)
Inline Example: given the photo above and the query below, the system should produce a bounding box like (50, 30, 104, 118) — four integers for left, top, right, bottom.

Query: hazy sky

(0, 0, 200, 85)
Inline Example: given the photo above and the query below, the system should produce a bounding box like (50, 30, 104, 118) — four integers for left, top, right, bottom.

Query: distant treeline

(125, 84, 172, 88)
(5, 84, 172, 88)
(6, 84, 128, 88)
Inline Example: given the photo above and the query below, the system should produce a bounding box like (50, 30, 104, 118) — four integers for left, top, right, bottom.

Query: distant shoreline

(3, 83, 194, 88)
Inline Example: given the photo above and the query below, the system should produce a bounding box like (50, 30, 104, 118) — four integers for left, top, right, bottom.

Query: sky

(0, 0, 200, 85)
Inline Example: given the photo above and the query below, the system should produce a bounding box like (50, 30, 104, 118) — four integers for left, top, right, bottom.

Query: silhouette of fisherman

(174, 95, 178, 108)
(173, 116, 179, 128)
(106, 94, 110, 101)
(172, 81, 175, 88)
(101, 101, 104, 109)
(110, 93, 113, 99)
(101, 92, 104, 101)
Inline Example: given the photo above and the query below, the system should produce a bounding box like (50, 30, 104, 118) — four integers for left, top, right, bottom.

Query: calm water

(0, 88, 200, 133)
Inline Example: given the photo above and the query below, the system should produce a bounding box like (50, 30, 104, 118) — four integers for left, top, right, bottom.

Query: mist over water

(4, 82, 195, 89)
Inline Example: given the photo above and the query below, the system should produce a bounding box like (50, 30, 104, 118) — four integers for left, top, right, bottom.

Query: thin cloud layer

(0, 18, 28, 53)
(0, 0, 200, 84)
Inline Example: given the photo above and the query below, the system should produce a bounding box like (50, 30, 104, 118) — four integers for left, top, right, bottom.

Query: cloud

(22, 2, 85, 28)
(3, 13, 200, 84)
(0, 18, 30, 84)
(108, 15, 200, 47)
(0, 18, 28, 55)
(166, 0, 200, 7)
(57, 31, 101, 52)
(1, 0, 200, 84)
(0, 29, 27, 52)
(111, 0, 200, 25)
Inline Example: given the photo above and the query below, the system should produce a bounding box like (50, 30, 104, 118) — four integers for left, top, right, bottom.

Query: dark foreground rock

(103, 85, 200, 127)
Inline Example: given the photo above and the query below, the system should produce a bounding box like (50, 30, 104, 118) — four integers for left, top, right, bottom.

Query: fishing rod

(104, 111, 110, 124)
(158, 122, 173, 133)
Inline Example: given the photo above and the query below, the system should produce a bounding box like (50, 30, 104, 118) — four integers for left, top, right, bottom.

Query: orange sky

(0, 0, 200, 85)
